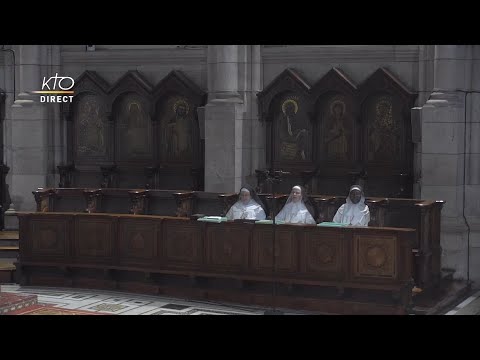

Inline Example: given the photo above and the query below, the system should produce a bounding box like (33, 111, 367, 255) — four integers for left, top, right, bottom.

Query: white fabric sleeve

(333, 204, 345, 223)
(225, 205, 234, 220)
(275, 206, 287, 222)
(255, 206, 267, 220)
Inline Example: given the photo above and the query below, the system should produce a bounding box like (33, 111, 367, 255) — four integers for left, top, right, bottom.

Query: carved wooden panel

(74, 94, 110, 162)
(317, 93, 357, 164)
(158, 96, 195, 164)
(30, 219, 68, 257)
(302, 231, 344, 276)
(75, 217, 113, 259)
(114, 92, 153, 162)
(353, 235, 397, 279)
(252, 226, 298, 273)
(365, 95, 403, 163)
(274, 93, 312, 164)
(118, 219, 156, 262)
(162, 222, 202, 266)
(205, 224, 250, 271)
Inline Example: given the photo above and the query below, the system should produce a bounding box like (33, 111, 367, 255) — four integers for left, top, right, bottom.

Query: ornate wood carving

(206, 224, 250, 270)
(65, 70, 206, 190)
(353, 235, 397, 279)
(74, 217, 113, 259)
(32, 189, 56, 212)
(265, 194, 289, 219)
(118, 219, 156, 263)
(57, 164, 75, 188)
(252, 227, 298, 273)
(365, 198, 388, 227)
(113, 90, 154, 164)
(83, 189, 103, 213)
(30, 219, 67, 257)
(256, 66, 417, 198)
(100, 165, 117, 188)
(144, 165, 160, 189)
(312, 68, 359, 166)
(313, 196, 335, 223)
(303, 232, 344, 276)
(162, 221, 202, 265)
(172, 191, 195, 217)
(18, 212, 416, 314)
(128, 190, 149, 215)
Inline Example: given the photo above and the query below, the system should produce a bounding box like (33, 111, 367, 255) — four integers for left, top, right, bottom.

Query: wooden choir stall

(15, 187, 445, 315)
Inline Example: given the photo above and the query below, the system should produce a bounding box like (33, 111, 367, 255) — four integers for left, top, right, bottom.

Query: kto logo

(33, 73, 75, 103)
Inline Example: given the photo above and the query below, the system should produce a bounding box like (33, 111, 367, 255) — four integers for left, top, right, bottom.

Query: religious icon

(163, 97, 193, 162)
(368, 96, 399, 161)
(278, 97, 308, 161)
(124, 99, 151, 156)
(77, 96, 106, 156)
(325, 99, 348, 160)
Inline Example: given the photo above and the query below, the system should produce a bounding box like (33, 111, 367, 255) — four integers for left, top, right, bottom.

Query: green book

(255, 220, 286, 225)
(197, 216, 228, 223)
(317, 222, 347, 227)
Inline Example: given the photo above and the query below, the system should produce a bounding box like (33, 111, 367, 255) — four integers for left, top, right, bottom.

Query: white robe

(333, 198, 370, 226)
(226, 200, 266, 221)
(275, 201, 316, 224)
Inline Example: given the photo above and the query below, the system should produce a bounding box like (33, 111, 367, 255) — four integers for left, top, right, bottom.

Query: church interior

(0, 45, 479, 315)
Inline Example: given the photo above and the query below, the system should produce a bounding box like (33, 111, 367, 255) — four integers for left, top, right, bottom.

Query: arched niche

(153, 70, 206, 168)
(311, 68, 359, 166)
(257, 69, 313, 169)
(359, 68, 417, 196)
(64, 71, 111, 165)
(109, 71, 154, 164)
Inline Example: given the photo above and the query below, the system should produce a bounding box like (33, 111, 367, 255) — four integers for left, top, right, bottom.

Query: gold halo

(173, 98, 190, 115)
(330, 99, 346, 115)
(281, 99, 298, 115)
(128, 101, 141, 112)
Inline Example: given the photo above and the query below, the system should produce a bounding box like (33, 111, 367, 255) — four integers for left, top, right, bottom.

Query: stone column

(204, 45, 264, 193)
(204, 45, 244, 193)
(420, 45, 469, 280)
(464, 45, 480, 284)
(8, 45, 49, 217)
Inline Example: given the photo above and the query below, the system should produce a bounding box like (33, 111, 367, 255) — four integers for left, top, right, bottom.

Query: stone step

(0, 246, 19, 258)
(0, 231, 19, 240)
(0, 231, 20, 247)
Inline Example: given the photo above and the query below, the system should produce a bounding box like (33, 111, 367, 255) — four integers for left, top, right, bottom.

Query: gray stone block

(421, 153, 464, 186)
(421, 185, 464, 218)
(422, 122, 465, 154)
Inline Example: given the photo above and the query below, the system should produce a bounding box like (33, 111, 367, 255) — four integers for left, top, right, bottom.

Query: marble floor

(444, 290, 480, 315)
(0, 284, 311, 315)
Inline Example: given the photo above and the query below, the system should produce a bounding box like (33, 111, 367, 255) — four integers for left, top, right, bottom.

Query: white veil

(333, 185, 370, 226)
(275, 185, 316, 224)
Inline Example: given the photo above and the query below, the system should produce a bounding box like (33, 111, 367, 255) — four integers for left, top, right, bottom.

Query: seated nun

(333, 185, 370, 226)
(275, 185, 316, 225)
(225, 185, 267, 221)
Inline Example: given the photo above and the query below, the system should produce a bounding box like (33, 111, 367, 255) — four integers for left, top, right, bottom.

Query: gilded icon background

(323, 97, 349, 161)
(76, 94, 106, 157)
(368, 95, 400, 161)
(160, 96, 193, 162)
(116, 94, 152, 159)
(277, 96, 309, 161)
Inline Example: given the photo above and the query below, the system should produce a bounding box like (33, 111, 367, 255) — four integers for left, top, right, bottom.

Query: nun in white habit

(225, 185, 267, 221)
(333, 185, 370, 226)
(275, 185, 316, 225)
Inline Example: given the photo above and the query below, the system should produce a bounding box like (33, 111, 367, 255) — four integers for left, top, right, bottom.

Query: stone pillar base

(204, 98, 245, 193)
